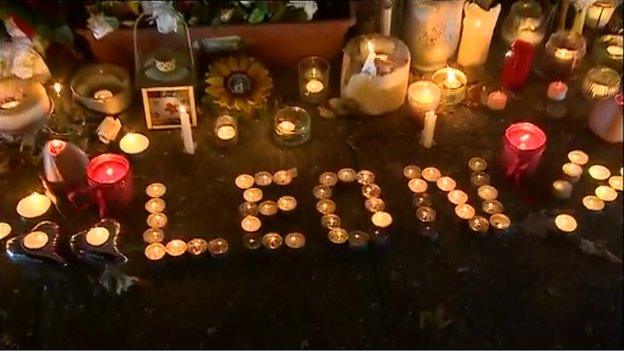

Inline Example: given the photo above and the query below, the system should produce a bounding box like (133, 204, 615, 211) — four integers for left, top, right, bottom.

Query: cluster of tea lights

(312, 168, 392, 247)
(235, 169, 305, 250)
(143, 182, 229, 260)
(466, 157, 512, 233)
(552, 150, 589, 200)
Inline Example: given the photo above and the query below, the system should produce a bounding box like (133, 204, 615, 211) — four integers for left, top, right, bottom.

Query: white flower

(87, 13, 114, 40)
(142, 1, 179, 34)
(239, 1, 252, 7)
(10, 44, 50, 81)
(287, 1, 318, 20)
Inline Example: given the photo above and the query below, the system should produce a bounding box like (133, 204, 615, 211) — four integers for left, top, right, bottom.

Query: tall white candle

(457, 3, 501, 67)
(420, 111, 437, 148)
(178, 105, 195, 155)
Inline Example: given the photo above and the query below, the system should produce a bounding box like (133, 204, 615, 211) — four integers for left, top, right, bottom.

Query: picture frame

(141, 86, 198, 130)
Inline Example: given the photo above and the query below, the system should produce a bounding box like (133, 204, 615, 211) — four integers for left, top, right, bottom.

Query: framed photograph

(141, 86, 198, 130)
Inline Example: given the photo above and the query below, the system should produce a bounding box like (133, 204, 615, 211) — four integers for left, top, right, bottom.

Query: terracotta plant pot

(77, 14, 355, 71)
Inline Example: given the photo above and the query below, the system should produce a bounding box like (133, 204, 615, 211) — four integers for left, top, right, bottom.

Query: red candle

(501, 122, 547, 183)
(501, 40, 535, 91)
(86, 154, 133, 217)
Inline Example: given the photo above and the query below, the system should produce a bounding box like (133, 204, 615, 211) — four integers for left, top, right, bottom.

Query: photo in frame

(142, 86, 198, 129)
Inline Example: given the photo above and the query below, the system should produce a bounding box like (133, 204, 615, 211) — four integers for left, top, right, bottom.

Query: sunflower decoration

(204, 56, 273, 114)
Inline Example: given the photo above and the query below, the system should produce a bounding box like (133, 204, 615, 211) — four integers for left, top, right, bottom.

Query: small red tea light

(501, 122, 547, 182)
(547, 81, 568, 101)
(486, 90, 508, 111)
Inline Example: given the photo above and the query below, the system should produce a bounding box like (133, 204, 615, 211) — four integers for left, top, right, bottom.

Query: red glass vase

(501, 40, 535, 91)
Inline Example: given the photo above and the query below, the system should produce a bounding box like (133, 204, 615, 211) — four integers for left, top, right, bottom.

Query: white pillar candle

(178, 105, 195, 155)
(486, 90, 507, 110)
(420, 111, 437, 149)
(547, 81, 568, 101)
(16, 192, 51, 218)
(457, 3, 502, 67)
(119, 132, 149, 155)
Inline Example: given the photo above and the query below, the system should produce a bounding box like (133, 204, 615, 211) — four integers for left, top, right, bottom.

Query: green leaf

(248, 8, 265, 24)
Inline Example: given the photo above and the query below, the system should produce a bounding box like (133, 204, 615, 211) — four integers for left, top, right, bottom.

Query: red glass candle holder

(501, 122, 547, 183)
(501, 40, 535, 91)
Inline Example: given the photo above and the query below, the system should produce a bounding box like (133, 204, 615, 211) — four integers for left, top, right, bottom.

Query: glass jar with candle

(582, 66, 621, 100)
(340, 34, 411, 115)
(298, 56, 330, 104)
(214, 114, 238, 145)
(501, 122, 547, 182)
(407, 80, 442, 119)
(538, 30, 587, 81)
(431, 67, 467, 106)
(589, 93, 623, 143)
(70, 64, 132, 115)
(500, 0, 546, 46)
(591, 35, 623, 72)
(273, 106, 311, 146)
(585, 0, 622, 29)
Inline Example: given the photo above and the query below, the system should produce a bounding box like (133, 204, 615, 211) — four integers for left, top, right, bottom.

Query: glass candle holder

(431, 67, 467, 106)
(582, 67, 621, 100)
(539, 31, 587, 81)
(407, 80, 442, 119)
(501, 122, 547, 182)
(501, 40, 535, 91)
(298, 56, 330, 104)
(585, 0, 622, 29)
(500, 0, 546, 46)
(214, 114, 238, 145)
(589, 93, 623, 143)
(70, 64, 132, 115)
(84, 153, 134, 217)
(273, 106, 311, 146)
(591, 35, 623, 71)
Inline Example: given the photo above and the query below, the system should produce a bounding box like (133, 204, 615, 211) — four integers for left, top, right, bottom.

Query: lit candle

(277, 121, 296, 135)
(408, 178, 428, 193)
(147, 213, 168, 229)
(215, 115, 237, 141)
(489, 213, 511, 231)
(420, 111, 437, 149)
(486, 90, 507, 111)
(477, 185, 498, 201)
(145, 198, 166, 214)
(457, 3, 502, 67)
(447, 190, 468, 205)
(22, 231, 49, 250)
(431, 67, 467, 106)
(567, 150, 589, 166)
(305, 79, 324, 94)
(145, 243, 166, 260)
(284, 232, 306, 249)
(93, 89, 114, 101)
(146, 182, 166, 198)
(178, 105, 195, 155)
(243, 188, 263, 203)
(455, 204, 476, 220)
(165, 239, 187, 257)
(469, 215, 490, 233)
(85, 227, 110, 246)
(583, 195, 605, 211)
(235, 174, 255, 189)
(16, 192, 51, 218)
(595, 185, 618, 202)
(554, 214, 577, 233)
(588, 165, 611, 180)
(52, 82, 62, 96)
(552, 180, 573, 199)
(87, 154, 129, 185)
(241, 215, 262, 232)
(547, 81, 568, 101)
(606, 45, 623, 58)
(501, 122, 547, 181)
(609, 175, 623, 191)
(585, 1, 619, 29)
(416, 207, 437, 223)
(273, 169, 295, 185)
(421, 167, 441, 182)
(562, 162, 583, 181)
(371, 211, 393, 228)
(119, 132, 149, 155)
(0, 222, 11, 240)
(407, 81, 442, 117)
(278, 196, 298, 211)
(436, 176, 456, 192)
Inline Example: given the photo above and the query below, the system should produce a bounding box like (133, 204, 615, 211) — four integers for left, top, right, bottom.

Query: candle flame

(178, 105, 187, 114)
(504, 50, 513, 58)
(366, 40, 375, 55)
(519, 134, 530, 143)
(53, 82, 62, 95)
(106, 167, 114, 176)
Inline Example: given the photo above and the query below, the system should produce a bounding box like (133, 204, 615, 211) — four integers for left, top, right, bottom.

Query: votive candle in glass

(582, 67, 621, 100)
(299, 56, 330, 104)
(539, 31, 587, 81)
(431, 67, 467, 106)
(591, 35, 623, 71)
(501, 40, 535, 90)
(86, 153, 133, 216)
(214, 114, 238, 145)
(273, 106, 311, 146)
(407, 80, 442, 118)
(501, 122, 547, 181)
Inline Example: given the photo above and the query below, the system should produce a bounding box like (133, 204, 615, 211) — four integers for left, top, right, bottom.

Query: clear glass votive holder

(273, 106, 311, 146)
(298, 56, 330, 104)
(591, 35, 623, 72)
(582, 66, 621, 100)
(214, 114, 238, 146)
(539, 30, 587, 81)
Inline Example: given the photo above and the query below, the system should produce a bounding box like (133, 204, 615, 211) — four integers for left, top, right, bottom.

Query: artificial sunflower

(204, 56, 273, 114)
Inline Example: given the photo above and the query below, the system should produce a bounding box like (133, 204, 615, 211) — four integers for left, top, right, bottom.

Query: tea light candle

(568, 150, 589, 166)
(52, 82, 62, 96)
(501, 122, 547, 180)
(284, 232, 306, 249)
(258, 201, 279, 216)
(16, 192, 51, 218)
(93, 89, 114, 101)
(273, 169, 294, 185)
(215, 115, 237, 141)
(299, 57, 329, 103)
(255, 171, 273, 186)
(562, 162, 583, 181)
(145, 198, 166, 213)
(583, 195, 605, 211)
(436, 176, 456, 192)
(588, 165, 610, 180)
(455, 204, 476, 220)
(554, 214, 577, 233)
(86, 227, 110, 246)
(145, 243, 166, 260)
(486, 90, 507, 110)
(407, 81, 442, 117)
(371, 211, 393, 228)
(147, 213, 168, 229)
(552, 180, 573, 199)
(165, 239, 187, 257)
(482, 200, 504, 214)
(447, 190, 468, 205)
(431, 67, 468, 106)
(0, 222, 12, 240)
(595, 185, 618, 201)
(607, 45, 623, 57)
(338, 168, 357, 182)
(119, 133, 149, 155)
(477, 185, 498, 201)
(421, 167, 441, 182)
(609, 175, 623, 191)
(305, 79, 324, 94)
(468, 157, 488, 172)
(143, 228, 164, 244)
(408, 178, 428, 193)
(262, 233, 283, 250)
(547, 81, 568, 101)
(278, 196, 298, 211)
(469, 215, 490, 233)
(146, 183, 166, 198)
(22, 231, 48, 250)
(243, 188, 263, 203)
(235, 174, 255, 189)
(416, 207, 437, 223)
(420, 111, 437, 149)
(241, 215, 262, 232)
(489, 213, 511, 231)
